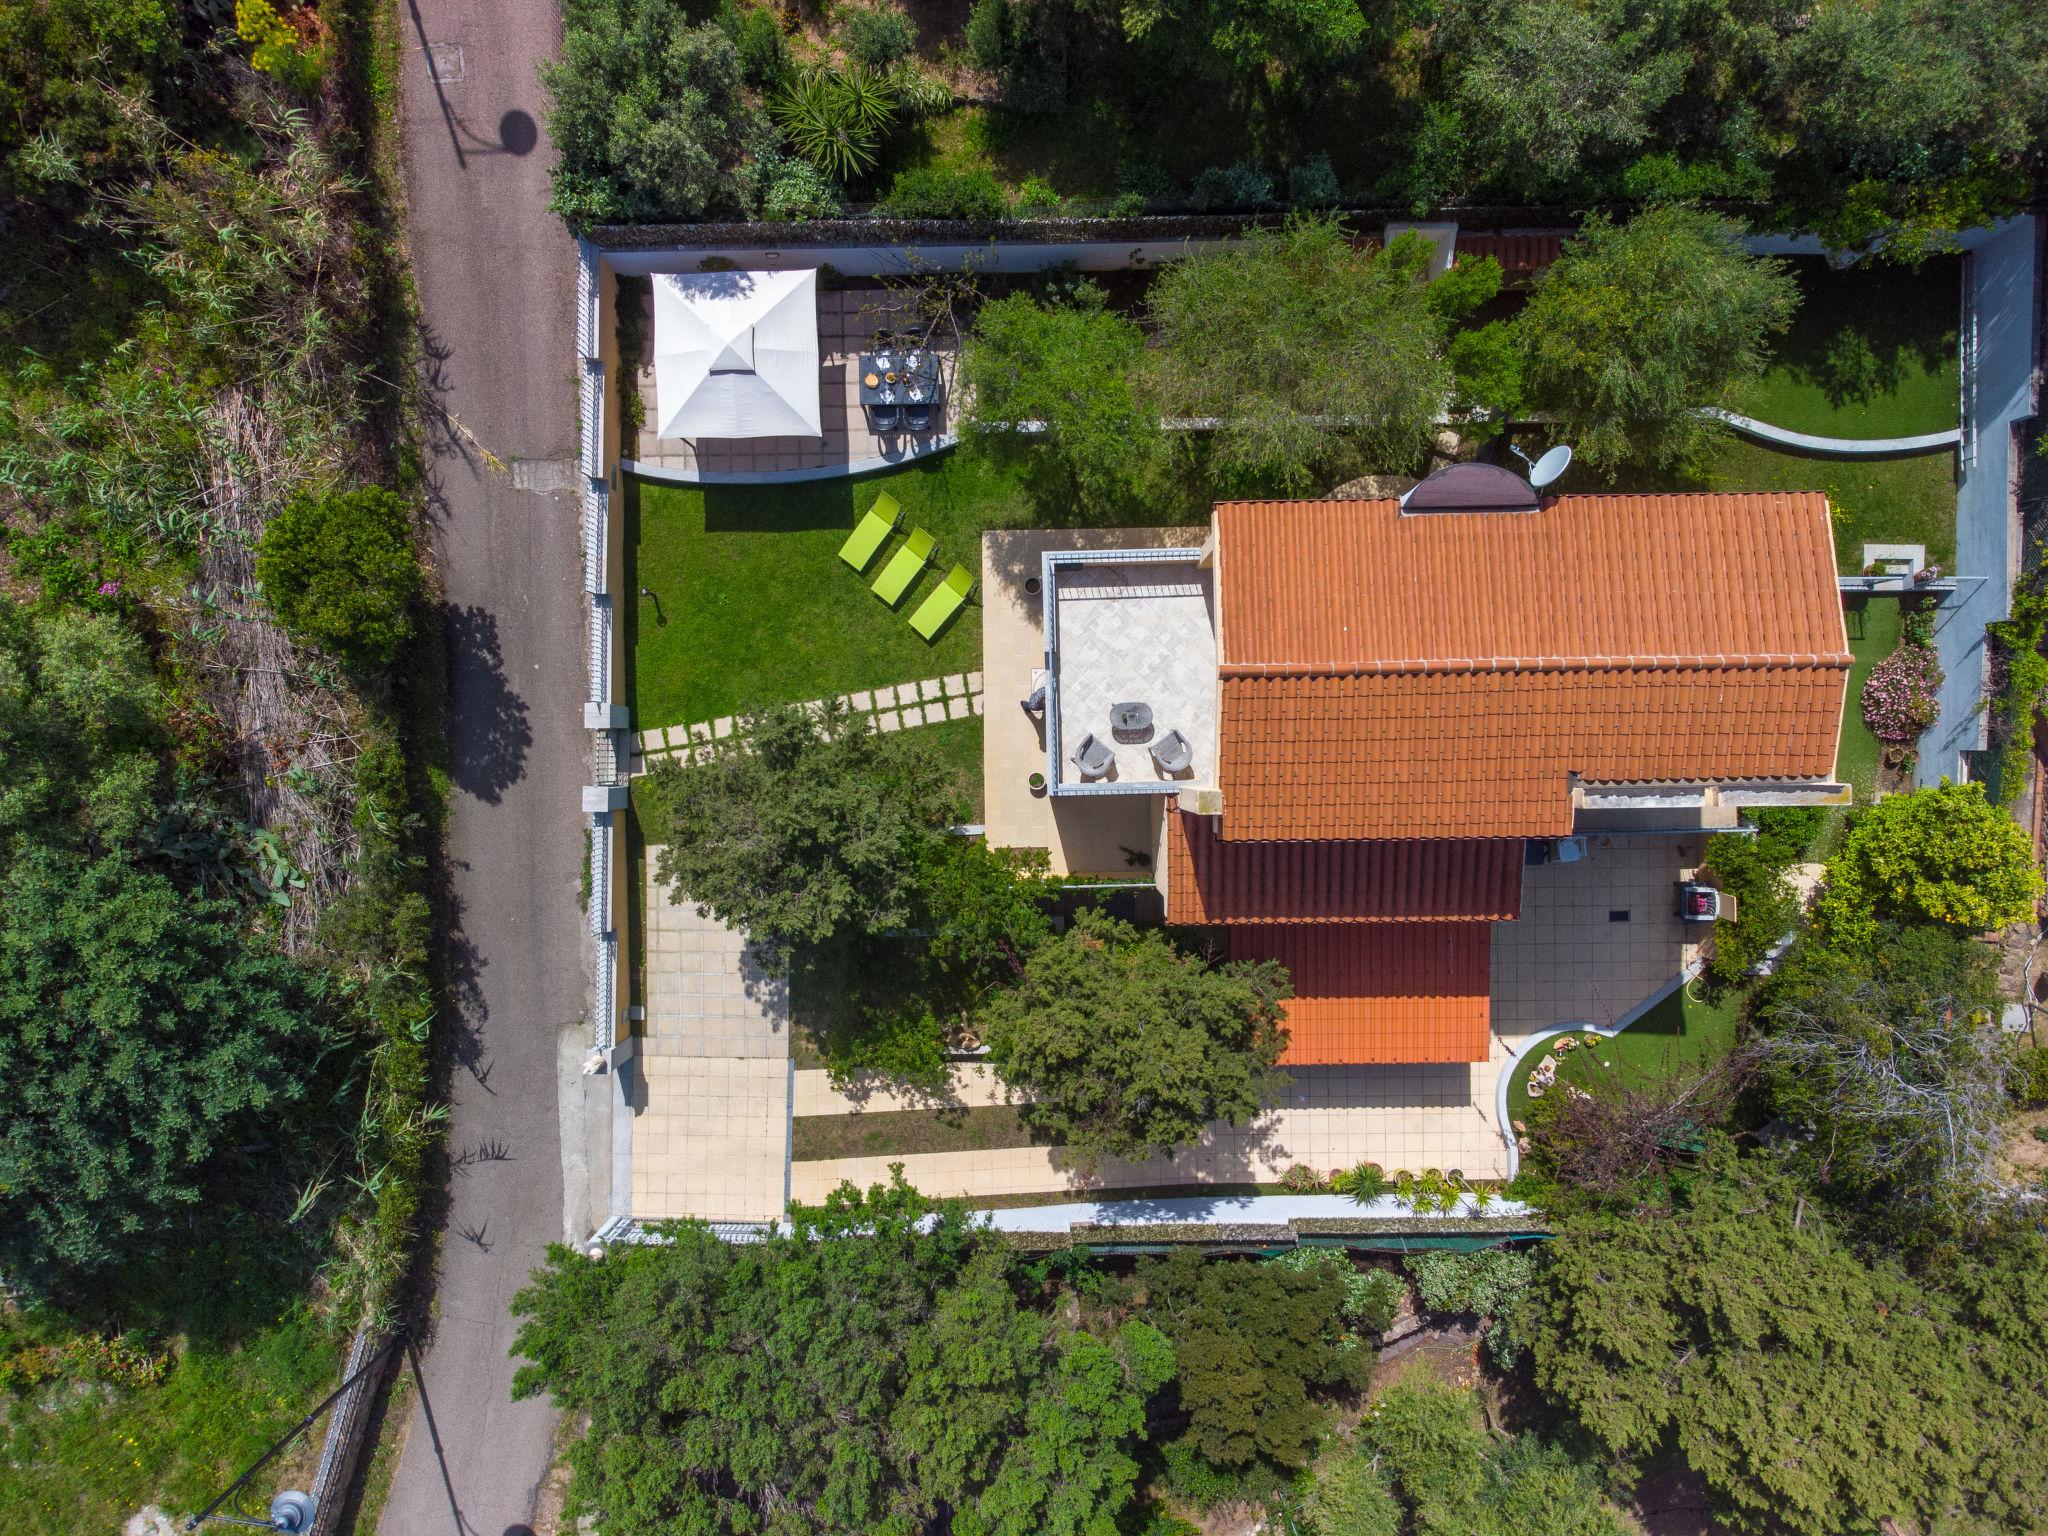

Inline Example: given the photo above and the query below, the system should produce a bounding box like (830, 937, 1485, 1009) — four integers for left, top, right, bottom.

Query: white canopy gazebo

(652, 268, 822, 440)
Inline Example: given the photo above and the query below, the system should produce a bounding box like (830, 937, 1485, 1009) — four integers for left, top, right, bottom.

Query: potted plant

(1028, 770, 1046, 796)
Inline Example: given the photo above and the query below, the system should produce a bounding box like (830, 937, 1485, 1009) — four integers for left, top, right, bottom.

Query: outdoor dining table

(858, 348, 941, 409)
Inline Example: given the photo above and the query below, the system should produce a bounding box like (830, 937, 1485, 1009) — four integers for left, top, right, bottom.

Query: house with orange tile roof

(1004, 471, 1853, 1069)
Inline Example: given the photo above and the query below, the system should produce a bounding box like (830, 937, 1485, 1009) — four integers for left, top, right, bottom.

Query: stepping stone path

(630, 671, 985, 774)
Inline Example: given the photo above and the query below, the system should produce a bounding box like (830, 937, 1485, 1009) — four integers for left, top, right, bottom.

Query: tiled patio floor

(1053, 561, 1217, 788)
(630, 850, 791, 1222)
(630, 286, 958, 476)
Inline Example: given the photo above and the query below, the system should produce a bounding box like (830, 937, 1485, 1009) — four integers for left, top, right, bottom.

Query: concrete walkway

(627, 851, 792, 1223)
(1918, 217, 2040, 786)
(631, 670, 985, 773)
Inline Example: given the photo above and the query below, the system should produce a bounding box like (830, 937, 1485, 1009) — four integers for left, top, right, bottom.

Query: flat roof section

(1047, 549, 1218, 794)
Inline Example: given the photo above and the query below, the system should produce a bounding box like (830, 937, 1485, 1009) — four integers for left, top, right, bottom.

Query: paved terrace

(629, 850, 791, 1222)
(790, 835, 1703, 1200)
(983, 527, 1208, 876)
(627, 285, 958, 477)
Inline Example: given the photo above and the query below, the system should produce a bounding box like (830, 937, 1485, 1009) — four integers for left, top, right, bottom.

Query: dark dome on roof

(1399, 460, 1540, 514)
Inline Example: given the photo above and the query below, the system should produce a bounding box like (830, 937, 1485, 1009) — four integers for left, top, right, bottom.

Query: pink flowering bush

(1861, 641, 1943, 742)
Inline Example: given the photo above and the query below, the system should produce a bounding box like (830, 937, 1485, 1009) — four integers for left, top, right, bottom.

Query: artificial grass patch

(1505, 983, 1743, 1124)
(1739, 256, 1961, 440)
(626, 453, 1034, 728)
(1837, 594, 1905, 802)
(1702, 438, 1956, 572)
(792, 1104, 1057, 1160)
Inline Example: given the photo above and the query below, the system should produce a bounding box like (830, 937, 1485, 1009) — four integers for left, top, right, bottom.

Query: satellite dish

(1528, 444, 1573, 490)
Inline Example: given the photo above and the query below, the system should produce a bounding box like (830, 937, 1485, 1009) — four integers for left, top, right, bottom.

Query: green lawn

(0, 1301, 340, 1535)
(1702, 438, 1956, 573)
(626, 452, 1034, 728)
(1837, 594, 1904, 802)
(1740, 256, 1961, 439)
(1506, 984, 1743, 1124)
(792, 1103, 1053, 1160)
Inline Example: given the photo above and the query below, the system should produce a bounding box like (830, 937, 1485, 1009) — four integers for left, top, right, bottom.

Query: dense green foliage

(1295, 1372, 1629, 1536)
(957, 284, 1162, 511)
(257, 486, 422, 668)
(1985, 578, 2048, 803)
(1146, 218, 1449, 491)
(980, 910, 1289, 1162)
(1133, 1248, 1365, 1473)
(0, 849, 325, 1285)
(542, 0, 773, 223)
(1698, 813, 1818, 990)
(1811, 780, 2042, 948)
(514, 1196, 1382, 1535)
(879, 164, 1010, 220)
(1528, 1146, 2048, 1536)
(1517, 206, 1797, 471)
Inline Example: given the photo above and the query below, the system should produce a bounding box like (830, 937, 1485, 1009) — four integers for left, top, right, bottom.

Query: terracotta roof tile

(1452, 231, 1568, 285)
(1227, 924, 1493, 1064)
(1213, 494, 1850, 840)
(1165, 813, 1523, 925)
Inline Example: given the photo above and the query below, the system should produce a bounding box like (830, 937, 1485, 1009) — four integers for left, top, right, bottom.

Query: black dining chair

(904, 401, 933, 434)
(869, 403, 903, 433)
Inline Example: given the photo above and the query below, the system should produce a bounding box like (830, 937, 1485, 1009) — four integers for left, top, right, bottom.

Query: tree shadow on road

(443, 601, 531, 806)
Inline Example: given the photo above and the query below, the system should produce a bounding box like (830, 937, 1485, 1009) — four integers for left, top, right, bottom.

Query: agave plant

(773, 65, 897, 181)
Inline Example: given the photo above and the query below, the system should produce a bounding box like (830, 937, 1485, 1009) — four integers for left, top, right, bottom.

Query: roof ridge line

(1219, 651, 1854, 679)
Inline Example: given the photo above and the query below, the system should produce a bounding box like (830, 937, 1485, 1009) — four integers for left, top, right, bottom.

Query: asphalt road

(383, 2, 595, 1532)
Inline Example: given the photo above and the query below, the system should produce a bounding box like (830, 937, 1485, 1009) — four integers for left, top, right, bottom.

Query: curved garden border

(1699, 407, 1961, 458)
(1493, 960, 1704, 1179)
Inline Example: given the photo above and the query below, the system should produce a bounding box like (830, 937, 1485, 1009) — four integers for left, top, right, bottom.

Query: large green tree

(958, 285, 1163, 514)
(0, 850, 325, 1284)
(642, 698, 960, 966)
(1810, 780, 2042, 949)
(1527, 1146, 2048, 1535)
(980, 910, 1289, 1163)
(1131, 1248, 1360, 1472)
(541, 0, 773, 223)
(1518, 206, 1797, 472)
(1145, 215, 1450, 493)
(512, 1174, 1176, 1534)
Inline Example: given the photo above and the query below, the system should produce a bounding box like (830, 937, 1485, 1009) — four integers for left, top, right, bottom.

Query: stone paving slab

(633, 670, 987, 774)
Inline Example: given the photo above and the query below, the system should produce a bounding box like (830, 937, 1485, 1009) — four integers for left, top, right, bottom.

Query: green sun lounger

(836, 492, 901, 572)
(871, 525, 935, 606)
(909, 563, 974, 641)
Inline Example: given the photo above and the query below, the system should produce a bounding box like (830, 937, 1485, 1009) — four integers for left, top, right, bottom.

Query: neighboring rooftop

(1214, 493, 1851, 840)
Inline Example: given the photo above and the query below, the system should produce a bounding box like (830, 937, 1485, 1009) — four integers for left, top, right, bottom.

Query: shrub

(774, 65, 897, 181)
(1012, 174, 1062, 215)
(1333, 1161, 1389, 1203)
(1278, 1162, 1328, 1193)
(1861, 638, 1943, 742)
(1267, 1249, 1403, 1332)
(1408, 1248, 1538, 1367)
(257, 486, 422, 668)
(878, 164, 1007, 220)
(2013, 1046, 2048, 1107)
(1700, 827, 1800, 988)
(760, 154, 843, 219)
(1448, 321, 1526, 419)
(235, 0, 322, 94)
(965, 0, 1073, 108)
(1189, 161, 1276, 210)
(1812, 781, 2042, 949)
(731, 2, 788, 85)
(839, 1, 916, 67)
(1287, 152, 1340, 207)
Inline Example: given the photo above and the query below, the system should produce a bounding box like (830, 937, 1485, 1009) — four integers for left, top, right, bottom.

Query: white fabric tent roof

(652, 269, 822, 440)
